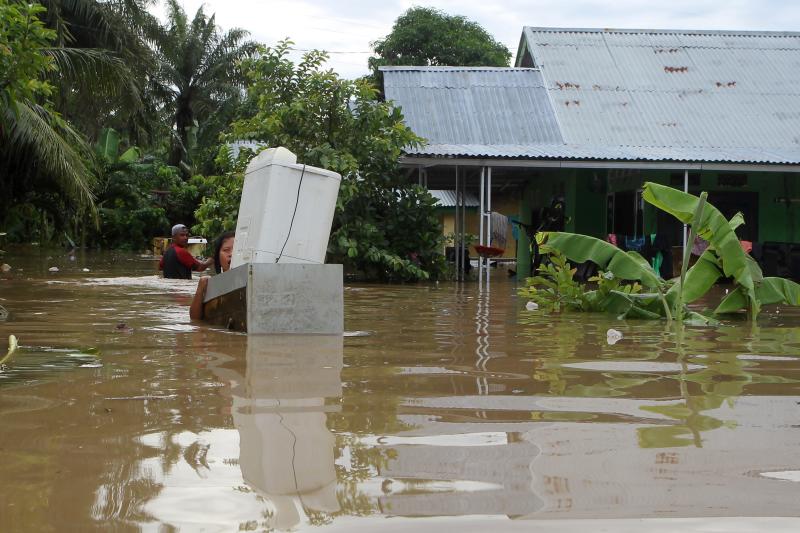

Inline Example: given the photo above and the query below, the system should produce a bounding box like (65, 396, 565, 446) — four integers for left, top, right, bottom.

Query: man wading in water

(159, 224, 213, 279)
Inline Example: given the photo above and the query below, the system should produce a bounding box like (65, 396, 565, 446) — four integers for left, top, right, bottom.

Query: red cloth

(159, 244, 202, 271)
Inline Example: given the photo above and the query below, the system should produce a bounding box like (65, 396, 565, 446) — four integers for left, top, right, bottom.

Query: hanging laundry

(625, 236, 645, 252)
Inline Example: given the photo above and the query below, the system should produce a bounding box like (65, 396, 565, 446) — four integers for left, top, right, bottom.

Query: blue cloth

(625, 236, 645, 252)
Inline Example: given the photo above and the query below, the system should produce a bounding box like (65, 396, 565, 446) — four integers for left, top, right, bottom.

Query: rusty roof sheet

(380, 29, 800, 166)
(522, 28, 800, 156)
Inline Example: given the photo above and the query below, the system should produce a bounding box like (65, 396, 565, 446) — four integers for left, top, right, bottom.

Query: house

(382, 27, 800, 278)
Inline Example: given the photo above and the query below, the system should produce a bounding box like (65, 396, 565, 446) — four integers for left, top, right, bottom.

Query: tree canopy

(369, 7, 511, 88)
(0, 0, 96, 219)
(150, 0, 257, 172)
(195, 41, 445, 281)
(0, 2, 451, 282)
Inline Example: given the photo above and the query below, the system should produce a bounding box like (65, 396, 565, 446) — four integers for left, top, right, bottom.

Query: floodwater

(1, 248, 800, 532)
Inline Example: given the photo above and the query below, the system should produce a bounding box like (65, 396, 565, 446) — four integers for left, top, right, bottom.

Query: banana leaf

(585, 290, 663, 319)
(715, 277, 800, 314)
(118, 146, 141, 164)
(95, 127, 120, 164)
(667, 250, 722, 305)
(643, 182, 758, 313)
(546, 232, 663, 288)
(1, 334, 18, 366)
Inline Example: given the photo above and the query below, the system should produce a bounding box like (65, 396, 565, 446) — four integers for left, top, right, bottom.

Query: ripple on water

(0, 345, 101, 386)
(759, 471, 800, 482)
(73, 275, 198, 294)
(561, 361, 706, 372)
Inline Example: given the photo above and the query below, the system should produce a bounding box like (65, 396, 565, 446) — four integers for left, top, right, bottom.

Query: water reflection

(3, 259, 800, 530)
(139, 335, 343, 530)
(235, 335, 342, 528)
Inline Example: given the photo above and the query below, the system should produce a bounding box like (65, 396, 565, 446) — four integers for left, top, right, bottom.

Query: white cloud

(149, 0, 800, 79)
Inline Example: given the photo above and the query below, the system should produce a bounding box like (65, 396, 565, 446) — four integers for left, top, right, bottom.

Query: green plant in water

(527, 182, 800, 321)
(520, 247, 650, 316)
(520, 248, 587, 312)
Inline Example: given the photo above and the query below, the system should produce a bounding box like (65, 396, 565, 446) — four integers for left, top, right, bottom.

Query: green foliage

(525, 183, 800, 322)
(196, 41, 445, 281)
(547, 232, 663, 289)
(0, 0, 56, 110)
(519, 248, 647, 315)
(519, 249, 587, 312)
(545, 231, 672, 319)
(0, 0, 99, 240)
(369, 7, 511, 89)
(716, 277, 800, 314)
(150, 0, 257, 171)
(644, 182, 761, 315)
(84, 129, 204, 249)
(0, 1, 248, 248)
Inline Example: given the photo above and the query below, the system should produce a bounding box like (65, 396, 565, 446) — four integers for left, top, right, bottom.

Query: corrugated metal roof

(427, 189, 480, 207)
(522, 27, 800, 159)
(382, 67, 563, 146)
(407, 144, 800, 164)
(381, 29, 800, 166)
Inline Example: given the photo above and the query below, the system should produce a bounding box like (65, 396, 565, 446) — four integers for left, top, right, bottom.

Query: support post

(479, 167, 485, 281)
(487, 166, 493, 253)
(455, 166, 461, 280)
(461, 167, 467, 281)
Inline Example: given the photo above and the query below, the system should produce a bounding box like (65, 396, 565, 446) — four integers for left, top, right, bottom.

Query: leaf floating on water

(1, 334, 19, 366)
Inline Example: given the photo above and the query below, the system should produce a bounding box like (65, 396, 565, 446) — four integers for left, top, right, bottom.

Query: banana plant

(95, 128, 140, 166)
(643, 182, 800, 317)
(545, 232, 673, 320)
(528, 183, 800, 321)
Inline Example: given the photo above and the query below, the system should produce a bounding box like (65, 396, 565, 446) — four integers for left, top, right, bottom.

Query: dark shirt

(159, 244, 201, 279)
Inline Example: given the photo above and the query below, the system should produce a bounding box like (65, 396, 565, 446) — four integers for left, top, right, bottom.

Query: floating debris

(0, 304, 7, 321)
(344, 330, 371, 337)
(82, 268, 90, 272)
(606, 328, 624, 345)
(48, 266, 59, 273)
(1, 334, 18, 365)
(525, 301, 539, 311)
(105, 395, 177, 401)
(1, 263, 11, 272)
(115, 323, 134, 333)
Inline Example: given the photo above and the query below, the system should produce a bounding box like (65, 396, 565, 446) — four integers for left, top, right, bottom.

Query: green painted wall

(574, 170, 607, 238)
(516, 169, 800, 277)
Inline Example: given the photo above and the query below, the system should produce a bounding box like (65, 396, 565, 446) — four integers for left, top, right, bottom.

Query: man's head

(171, 224, 189, 247)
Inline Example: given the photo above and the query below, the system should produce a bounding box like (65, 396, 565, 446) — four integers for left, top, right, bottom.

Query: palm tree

(151, 0, 257, 171)
(1, 1, 96, 214)
(1, 0, 152, 240)
(39, 0, 161, 144)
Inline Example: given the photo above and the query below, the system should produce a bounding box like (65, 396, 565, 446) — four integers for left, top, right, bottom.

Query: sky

(151, 0, 800, 79)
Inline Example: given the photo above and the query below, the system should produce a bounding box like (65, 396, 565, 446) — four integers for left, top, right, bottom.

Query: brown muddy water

(1, 248, 800, 532)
